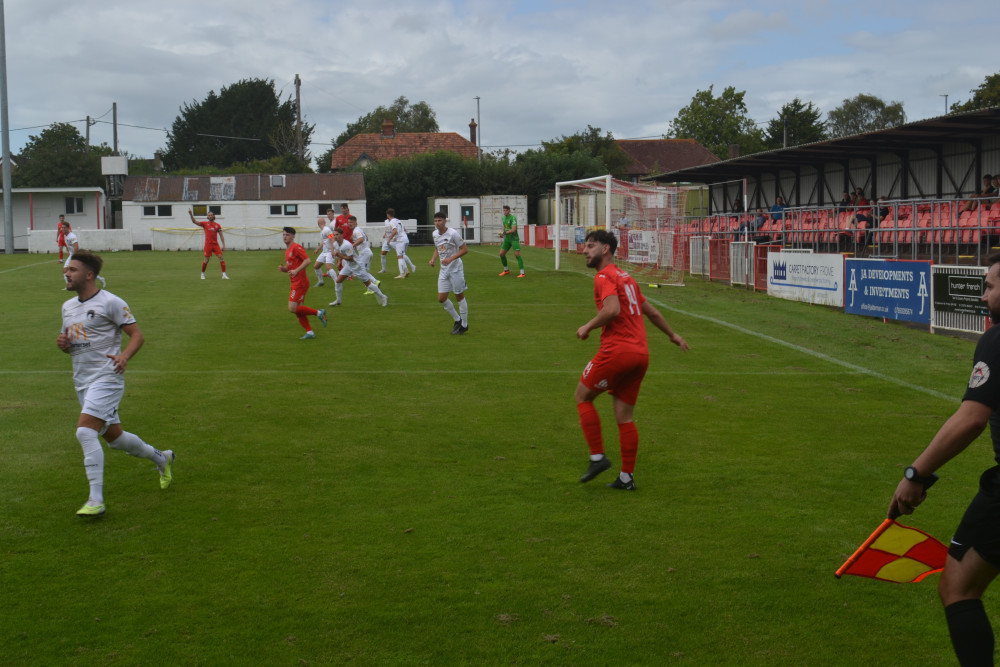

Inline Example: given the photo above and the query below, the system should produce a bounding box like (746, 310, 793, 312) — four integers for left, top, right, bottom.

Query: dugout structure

(554, 175, 689, 286)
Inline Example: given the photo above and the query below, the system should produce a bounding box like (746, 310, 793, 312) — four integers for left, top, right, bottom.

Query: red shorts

(289, 281, 309, 304)
(580, 347, 649, 405)
(204, 243, 223, 257)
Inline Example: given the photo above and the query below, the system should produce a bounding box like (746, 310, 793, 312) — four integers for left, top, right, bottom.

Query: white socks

(76, 427, 105, 504)
(442, 300, 459, 321)
(335, 282, 343, 302)
(458, 298, 469, 326)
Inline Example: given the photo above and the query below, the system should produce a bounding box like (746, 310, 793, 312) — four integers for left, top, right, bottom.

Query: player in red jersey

(279, 227, 327, 339)
(189, 209, 229, 280)
(575, 229, 689, 490)
(334, 203, 353, 241)
(56, 214, 68, 261)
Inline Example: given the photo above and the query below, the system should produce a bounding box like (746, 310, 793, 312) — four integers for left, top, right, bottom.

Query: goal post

(553, 175, 689, 286)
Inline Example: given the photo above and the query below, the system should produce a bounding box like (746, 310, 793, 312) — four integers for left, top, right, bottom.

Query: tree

(950, 72, 1000, 113)
(541, 126, 632, 178)
(763, 99, 827, 150)
(361, 150, 481, 224)
(13, 122, 113, 188)
(316, 96, 439, 171)
(826, 94, 906, 138)
(668, 85, 765, 159)
(162, 78, 314, 171)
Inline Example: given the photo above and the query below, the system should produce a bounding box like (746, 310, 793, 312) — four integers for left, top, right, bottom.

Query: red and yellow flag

(836, 519, 948, 583)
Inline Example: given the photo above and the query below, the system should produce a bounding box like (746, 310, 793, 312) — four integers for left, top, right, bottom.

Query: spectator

(736, 208, 765, 235)
(960, 174, 996, 213)
(770, 196, 787, 221)
(835, 191, 852, 211)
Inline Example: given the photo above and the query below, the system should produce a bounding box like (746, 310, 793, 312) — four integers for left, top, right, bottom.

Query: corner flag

(836, 519, 948, 583)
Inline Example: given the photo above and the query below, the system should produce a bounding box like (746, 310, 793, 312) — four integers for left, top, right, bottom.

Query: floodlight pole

(0, 0, 12, 254)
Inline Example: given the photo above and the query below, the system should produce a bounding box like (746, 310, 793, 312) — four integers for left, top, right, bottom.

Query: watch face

(905, 467, 917, 481)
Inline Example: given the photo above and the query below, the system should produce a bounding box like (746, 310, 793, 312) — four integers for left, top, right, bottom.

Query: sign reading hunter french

(845, 259, 931, 324)
(932, 270, 986, 317)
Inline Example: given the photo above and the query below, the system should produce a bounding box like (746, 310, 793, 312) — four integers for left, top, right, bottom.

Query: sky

(4, 0, 997, 170)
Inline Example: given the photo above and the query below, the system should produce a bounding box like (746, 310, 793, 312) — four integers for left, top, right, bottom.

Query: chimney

(728, 143, 740, 159)
(469, 118, 477, 146)
(381, 119, 395, 138)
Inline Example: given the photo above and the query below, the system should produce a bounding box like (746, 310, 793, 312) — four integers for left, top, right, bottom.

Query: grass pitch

(0, 245, 988, 665)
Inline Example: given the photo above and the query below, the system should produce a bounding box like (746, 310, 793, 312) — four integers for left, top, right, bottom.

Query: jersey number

(623, 283, 640, 315)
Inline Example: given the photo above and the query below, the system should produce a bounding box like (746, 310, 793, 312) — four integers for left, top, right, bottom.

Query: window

(270, 204, 298, 216)
(142, 205, 172, 217)
(318, 203, 334, 215)
(65, 197, 83, 214)
(192, 205, 222, 216)
(271, 175, 285, 187)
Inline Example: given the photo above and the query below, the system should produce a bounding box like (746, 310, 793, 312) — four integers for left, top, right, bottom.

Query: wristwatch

(904, 465, 939, 490)
(904, 465, 928, 484)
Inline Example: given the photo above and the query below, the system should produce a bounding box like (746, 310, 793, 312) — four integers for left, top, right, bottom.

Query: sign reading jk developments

(845, 259, 931, 324)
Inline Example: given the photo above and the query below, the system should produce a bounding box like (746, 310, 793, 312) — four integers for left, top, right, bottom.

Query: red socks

(577, 402, 604, 455)
(618, 421, 638, 474)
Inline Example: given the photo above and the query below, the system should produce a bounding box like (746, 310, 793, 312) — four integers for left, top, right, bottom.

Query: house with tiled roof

(615, 138, 720, 183)
(330, 119, 480, 170)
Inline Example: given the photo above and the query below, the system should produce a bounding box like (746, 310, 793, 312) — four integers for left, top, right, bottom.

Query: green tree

(541, 125, 632, 178)
(763, 98, 827, 149)
(826, 94, 906, 138)
(162, 78, 314, 171)
(317, 96, 440, 172)
(13, 122, 113, 188)
(950, 72, 1000, 113)
(362, 150, 481, 224)
(668, 85, 765, 159)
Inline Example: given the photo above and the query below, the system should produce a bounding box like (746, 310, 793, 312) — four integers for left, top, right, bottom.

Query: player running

(189, 209, 229, 280)
(328, 227, 388, 307)
(279, 226, 327, 339)
(429, 211, 469, 334)
(575, 229, 689, 490)
(312, 217, 336, 287)
(57, 250, 175, 516)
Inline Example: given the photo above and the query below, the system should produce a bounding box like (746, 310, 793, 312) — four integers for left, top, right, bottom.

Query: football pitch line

(647, 296, 958, 402)
(0, 259, 59, 274)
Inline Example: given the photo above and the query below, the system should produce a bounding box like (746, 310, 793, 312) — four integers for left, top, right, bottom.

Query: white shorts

(438, 269, 467, 295)
(76, 380, 124, 430)
(339, 261, 374, 283)
(392, 240, 409, 255)
(358, 247, 374, 271)
(381, 239, 391, 252)
(317, 251, 335, 266)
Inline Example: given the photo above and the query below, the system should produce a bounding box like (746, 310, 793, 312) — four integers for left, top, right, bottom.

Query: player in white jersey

(347, 216, 381, 296)
(329, 227, 388, 307)
(429, 211, 469, 334)
(312, 217, 336, 287)
(383, 208, 417, 278)
(56, 250, 174, 517)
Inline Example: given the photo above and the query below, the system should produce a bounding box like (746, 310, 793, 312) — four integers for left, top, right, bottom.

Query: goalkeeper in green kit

(498, 205, 525, 277)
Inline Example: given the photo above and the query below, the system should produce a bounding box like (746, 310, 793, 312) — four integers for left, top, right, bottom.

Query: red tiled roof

(616, 139, 720, 178)
(330, 131, 479, 170)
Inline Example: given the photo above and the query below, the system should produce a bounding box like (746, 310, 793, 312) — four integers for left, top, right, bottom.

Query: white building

(1, 187, 107, 252)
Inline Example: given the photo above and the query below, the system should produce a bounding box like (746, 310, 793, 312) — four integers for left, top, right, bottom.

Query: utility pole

(940, 94, 949, 115)
(113, 102, 119, 155)
(473, 96, 481, 164)
(295, 74, 303, 162)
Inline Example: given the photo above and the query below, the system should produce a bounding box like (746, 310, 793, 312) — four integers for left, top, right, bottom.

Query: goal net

(554, 175, 689, 286)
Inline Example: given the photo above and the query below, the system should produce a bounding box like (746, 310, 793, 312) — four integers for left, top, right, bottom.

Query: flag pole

(835, 518, 894, 578)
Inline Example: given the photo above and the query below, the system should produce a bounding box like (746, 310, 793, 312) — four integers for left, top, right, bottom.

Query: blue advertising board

(845, 259, 931, 324)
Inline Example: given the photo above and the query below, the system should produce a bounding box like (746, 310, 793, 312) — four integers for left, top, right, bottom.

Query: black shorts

(949, 465, 1000, 569)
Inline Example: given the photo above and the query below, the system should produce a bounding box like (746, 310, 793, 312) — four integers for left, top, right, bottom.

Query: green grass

(0, 246, 988, 665)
